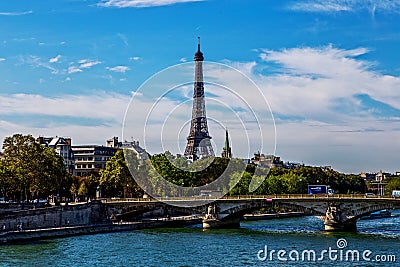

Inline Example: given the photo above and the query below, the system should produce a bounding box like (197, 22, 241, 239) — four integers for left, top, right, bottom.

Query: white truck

(392, 190, 400, 198)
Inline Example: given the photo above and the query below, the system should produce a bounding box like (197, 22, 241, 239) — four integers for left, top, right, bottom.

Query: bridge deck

(101, 194, 400, 204)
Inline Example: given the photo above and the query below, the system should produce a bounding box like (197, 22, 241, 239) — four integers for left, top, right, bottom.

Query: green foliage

(387, 176, 400, 192)
(99, 150, 142, 198)
(78, 182, 88, 197)
(0, 134, 70, 201)
(149, 153, 234, 187)
(228, 166, 366, 195)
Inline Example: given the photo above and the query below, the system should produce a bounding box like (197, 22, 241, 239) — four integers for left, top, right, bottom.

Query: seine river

(1, 210, 399, 266)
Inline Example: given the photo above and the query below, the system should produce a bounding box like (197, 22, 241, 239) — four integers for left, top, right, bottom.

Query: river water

(1, 210, 399, 266)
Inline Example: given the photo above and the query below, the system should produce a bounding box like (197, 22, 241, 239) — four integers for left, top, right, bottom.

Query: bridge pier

(324, 220, 357, 231)
(202, 216, 240, 229)
(202, 204, 240, 229)
(323, 204, 357, 232)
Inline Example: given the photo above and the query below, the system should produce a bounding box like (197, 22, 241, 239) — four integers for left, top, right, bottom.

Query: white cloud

(49, 55, 62, 63)
(107, 65, 130, 73)
(0, 92, 129, 120)
(67, 59, 102, 74)
(256, 45, 400, 116)
(179, 57, 187, 63)
(224, 45, 400, 172)
(0, 10, 33, 16)
(130, 56, 140, 61)
(0, 58, 5, 62)
(68, 66, 82, 74)
(98, 0, 203, 8)
(290, 1, 351, 12)
(290, 0, 400, 14)
(78, 59, 102, 69)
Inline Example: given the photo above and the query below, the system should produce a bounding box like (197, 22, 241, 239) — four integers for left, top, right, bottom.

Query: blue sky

(1, 0, 400, 173)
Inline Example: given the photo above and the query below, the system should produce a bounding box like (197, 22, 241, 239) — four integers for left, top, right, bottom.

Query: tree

(78, 182, 88, 200)
(99, 150, 142, 198)
(1, 134, 69, 201)
(0, 160, 13, 199)
(387, 176, 400, 193)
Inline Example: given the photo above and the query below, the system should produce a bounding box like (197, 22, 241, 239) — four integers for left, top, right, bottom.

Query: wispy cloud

(256, 45, 400, 118)
(130, 56, 140, 61)
(0, 58, 5, 62)
(289, 0, 400, 14)
(242, 45, 400, 171)
(179, 57, 187, 63)
(68, 59, 102, 74)
(290, 1, 351, 12)
(0, 92, 131, 145)
(49, 55, 62, 63)
(78, 59, 102, 69)
(68, 66, 83, 74)
(117, 33, 129, 46)
(107, 65, 130, 73)
(18, 55, 59, 74)
(98, 0, 204, 8)
(0, 92, 129, 119)
(0, 10, 33, 16)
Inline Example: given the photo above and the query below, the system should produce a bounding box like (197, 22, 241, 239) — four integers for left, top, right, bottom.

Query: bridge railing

(98, 194, 399, 203)
(220, 194, 398, 200)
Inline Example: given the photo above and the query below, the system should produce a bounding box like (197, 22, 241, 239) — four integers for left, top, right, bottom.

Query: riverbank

(0, 217, 202, 244)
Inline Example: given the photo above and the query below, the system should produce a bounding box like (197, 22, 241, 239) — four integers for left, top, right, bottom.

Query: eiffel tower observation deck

(184, 37, 215, 161)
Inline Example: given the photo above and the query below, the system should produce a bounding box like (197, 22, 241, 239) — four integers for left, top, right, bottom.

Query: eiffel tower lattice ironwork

(184, 37, 215, 161)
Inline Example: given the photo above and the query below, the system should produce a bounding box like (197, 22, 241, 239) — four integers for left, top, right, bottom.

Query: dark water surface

(1, 211, 399, 266)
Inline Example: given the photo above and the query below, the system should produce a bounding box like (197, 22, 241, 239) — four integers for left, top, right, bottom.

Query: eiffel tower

(184, 37, 215, 161)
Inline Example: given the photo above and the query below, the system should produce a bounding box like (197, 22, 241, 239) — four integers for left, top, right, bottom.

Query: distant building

(283, 162, 303, 169)
(221, 130, 232, 158)
(251, 153, 283, 168)
(72, 145, 117, 177)
(36, 136, 148, 177)
(106, 136, 149, 162)
(360, 171, 390, 182)
(37, 136, 74, 173)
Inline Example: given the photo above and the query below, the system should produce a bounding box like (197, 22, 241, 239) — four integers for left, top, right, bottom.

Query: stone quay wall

(0, 201, 106, 231)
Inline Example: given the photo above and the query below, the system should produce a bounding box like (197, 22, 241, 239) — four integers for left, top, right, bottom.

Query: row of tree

(148, 153, 368, 196)
(1, 134, 398, 201)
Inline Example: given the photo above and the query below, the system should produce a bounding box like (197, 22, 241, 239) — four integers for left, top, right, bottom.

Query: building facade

(37, 136, 74, 173)
(72, 145, 117, 177)
(106, 136, 149, 162)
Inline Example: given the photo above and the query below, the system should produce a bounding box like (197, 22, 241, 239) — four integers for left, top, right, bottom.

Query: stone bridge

(102, 195, 400, 231)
